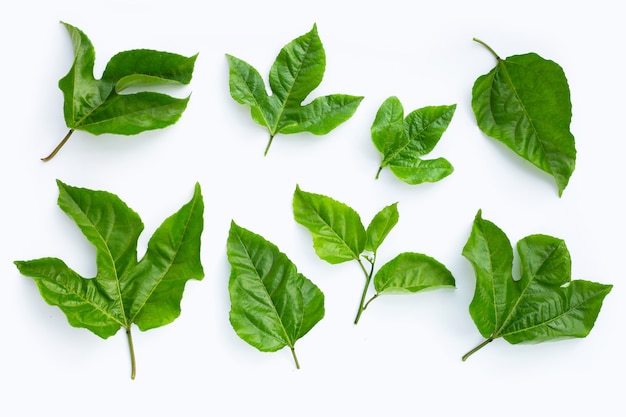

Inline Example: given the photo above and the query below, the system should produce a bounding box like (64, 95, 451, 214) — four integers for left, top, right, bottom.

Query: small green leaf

(374, 252, 455, 295)
(365, 202, 399, 252)
(293, 186, 455, 324)
(461, 210, 612, 361)
(227, 24, 363, 155)
(471, 39, 576, 196)
(43, 22, 197, 161)
(227, 221, 325, 369)
(293, 184, 366, 264)
(15, 181, 204, 379)
(372, 96, 455, 184)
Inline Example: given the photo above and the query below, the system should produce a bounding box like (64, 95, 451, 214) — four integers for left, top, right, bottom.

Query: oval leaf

(293, 185, 366, 264)
(472, 40, 576, 196)
(373, 252, 456, 295)
(365, 202, 399, 252)
(227, 221, 324, 368)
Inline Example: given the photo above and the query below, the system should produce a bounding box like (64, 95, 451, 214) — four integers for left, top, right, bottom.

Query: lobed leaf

(15, 181, 204, 378)
(227, 24, 363, 155)
(372, 96, 455, 184)
(227, 221, 324, 368)
(461, 210, 612, 360)
(471, 40, 576, 196)
(47, 22, 197, 160)
(293, 185, 366, 264)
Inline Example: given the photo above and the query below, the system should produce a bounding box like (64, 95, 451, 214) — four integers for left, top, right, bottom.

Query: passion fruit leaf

(14, 181, 204, 379)
(227, 221, 325, 369)
(43, 22, 197, 161)
(461, 210, 612, 360)
(226, 24, 363, 155)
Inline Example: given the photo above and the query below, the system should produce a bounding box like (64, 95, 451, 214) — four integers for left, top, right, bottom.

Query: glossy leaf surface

(372, 96, 455, 184)
(227, 221, 324, 368)
(365, 202, 399, 252)
(44, 22, 197, 161)
(471, 39, 576, 196)
(14, 181, 204, 378)
(461, 210, 612, 360)
(374, 253, 455, 295)
(293, 184, 366, 264)
(293, 185, 455, 323)
(227, 24, 363, 155)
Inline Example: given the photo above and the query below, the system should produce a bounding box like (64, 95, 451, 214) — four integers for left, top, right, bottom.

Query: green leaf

(293, 186, 455, 324)
(471, 39, 576, 196)
(373, 252, 456, 295)
(43, 22, 197, 161)
(227, 221, 325, 369)
(293, 184, 366, 264)
(365, 202, 399, 252)
(14, 181, 204, 378)
(372, 96, 455, 184)
(227, 24, 363, 155)
(461, 210, 612, 361)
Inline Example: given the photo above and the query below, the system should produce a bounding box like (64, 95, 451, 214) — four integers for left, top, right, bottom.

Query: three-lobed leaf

(227, 221, 325, 368)
(227, 24, 363, 155)
(14, 181, 204, 378)
(372, 96, 455, 184)
(44, 22, 197, 161)
(461, 210, 612, 360)
(471, 39, 576, 196)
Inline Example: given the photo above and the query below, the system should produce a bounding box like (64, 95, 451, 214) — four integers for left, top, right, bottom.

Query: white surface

(1, 1, 624, 416)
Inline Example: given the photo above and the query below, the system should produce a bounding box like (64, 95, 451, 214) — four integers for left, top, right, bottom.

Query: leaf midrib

(43, 273, 125, 328)
(304, 199, 362, 261)
(128, 193, 198, 323)
(493, 59, 552, 174)
(493, 243, 561, 339)
(382, 109, 451, 166)
(270, 33, 315, 135)
(235, 229, 295, 348)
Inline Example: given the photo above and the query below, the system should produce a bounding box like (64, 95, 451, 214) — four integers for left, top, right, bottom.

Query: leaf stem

(363, 293, 379, 310)
(264, 134, 275, 156)
(375, 166, 383, 180)
(461, 338, 493, 361)
(472, 38, 500, 60)
(41, 129, 75, 162)
(290, 347, 301, 369)
(126, 327, 137, 380)
(354, 256, 376, 324)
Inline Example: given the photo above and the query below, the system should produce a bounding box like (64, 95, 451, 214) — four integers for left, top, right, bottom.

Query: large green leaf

(471, 39, 576, 196)
(227, 221, 325, 369)
(227, 24, 363, 155)
(372, 96, 455, 184)
(14, 181, 204, 378)
(43, 22, 197, 161)
(373, 253, 455, 295)
(293, 184, 366, 264)
(461, 210, 612, 360)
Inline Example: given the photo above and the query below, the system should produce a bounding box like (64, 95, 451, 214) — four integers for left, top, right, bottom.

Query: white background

(2, 1, 624, 415)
